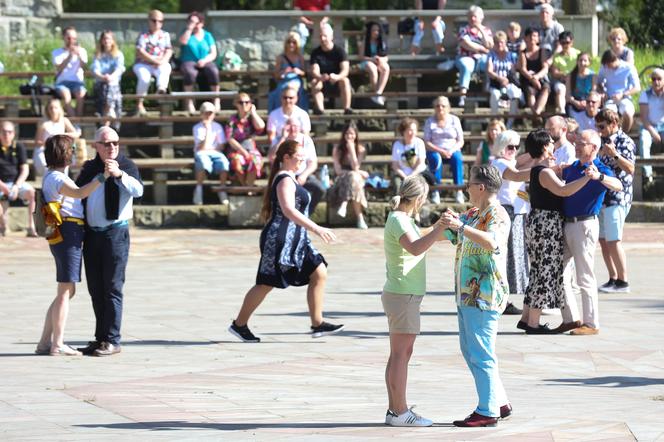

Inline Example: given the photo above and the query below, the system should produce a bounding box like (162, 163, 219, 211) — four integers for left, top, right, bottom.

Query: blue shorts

(49, 221, 85, 283)
(55, 80, 87, 96)
(599, 204, 630, 241)
(194, 150, 229, 175)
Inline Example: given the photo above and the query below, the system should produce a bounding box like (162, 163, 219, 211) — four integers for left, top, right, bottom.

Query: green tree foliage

(63, 0, 179, 13)
(602, 0, 664, 48)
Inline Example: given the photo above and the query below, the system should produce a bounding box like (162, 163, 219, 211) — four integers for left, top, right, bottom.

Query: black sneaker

(310, 321, 344, 338)
(228, 321, 260, 343)
(598, 278, 616, 293)
(503, 302, 522, 315)
(343, 108, 354, 115)
(611, 279, 630, 293)
(525, 323, 557, 335)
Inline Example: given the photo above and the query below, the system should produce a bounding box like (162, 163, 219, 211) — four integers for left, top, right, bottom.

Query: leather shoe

(453, 412, 498, 427)
(570, 325, 599, 335)
(525, 323, 557, 334)
(77, 341, 101, 355)
(503, 302, 522, 315)
(516, 320, 528, 331)
(500, 403, 513, 419)
(554, 320, 582, 334)
(93, 342, 122, 357)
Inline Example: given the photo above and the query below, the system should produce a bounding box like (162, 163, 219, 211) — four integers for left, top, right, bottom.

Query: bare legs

(37, 282, 76, 351)
(385, 333, 416, 415)
(599, 238, 628, 282)
(235, 263, 328, 328)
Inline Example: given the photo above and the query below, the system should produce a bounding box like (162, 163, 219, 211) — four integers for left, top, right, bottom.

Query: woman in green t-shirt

(382, 175, 446, 427)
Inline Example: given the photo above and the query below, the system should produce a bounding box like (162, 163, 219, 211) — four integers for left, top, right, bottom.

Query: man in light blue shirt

(597, 50, 641, 132)
(75, 127, 143, 357)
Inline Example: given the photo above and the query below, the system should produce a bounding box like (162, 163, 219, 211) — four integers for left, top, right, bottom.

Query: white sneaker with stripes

(387, 406, 433, 427)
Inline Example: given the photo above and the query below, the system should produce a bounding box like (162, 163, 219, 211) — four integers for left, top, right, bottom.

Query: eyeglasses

(237, 100, 251, 105)
(100, 140, 119, 147)
(149, 19, 163, 23)
(282, 96, 296, 100)
(596, 123, 607, 130)
(652, 77, 663, 82)
(506, 144, 519, 151)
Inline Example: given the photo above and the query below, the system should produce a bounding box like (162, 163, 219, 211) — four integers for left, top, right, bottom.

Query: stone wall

(0, 0, 62, 44)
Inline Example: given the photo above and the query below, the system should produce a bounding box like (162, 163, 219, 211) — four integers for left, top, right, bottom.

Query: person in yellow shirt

(550, 31, 580, 113)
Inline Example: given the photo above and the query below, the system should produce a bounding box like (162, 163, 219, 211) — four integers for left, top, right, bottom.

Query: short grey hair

(581, 129, 602, 149)
(468, 5, 484, 19)
(652, 68, 664, 80)
(94, 126, 119, 142)
(492, 130, 520, 157)
(539, 3, 554, 14)
(470, 165, 502, 194)
(321, 23, 333, 36)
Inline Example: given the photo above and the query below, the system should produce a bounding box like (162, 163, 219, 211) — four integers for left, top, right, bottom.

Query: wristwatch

(599, 173, 605, 182)
(613, 155, 620, 160)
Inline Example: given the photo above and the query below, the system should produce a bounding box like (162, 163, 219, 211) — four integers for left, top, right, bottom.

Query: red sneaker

(453, 412, 498, 427)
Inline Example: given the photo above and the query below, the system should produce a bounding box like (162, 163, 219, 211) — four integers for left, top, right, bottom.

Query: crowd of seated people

(2, 5, 659, 222)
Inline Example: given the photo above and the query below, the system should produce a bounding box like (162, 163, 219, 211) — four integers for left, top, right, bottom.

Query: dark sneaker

(503, 302, 522, 315)
(598, 278, 616, 293)
(77, 341, 101, 355)
(610, 279, 630, 293)
(516, 320, 528, 331)
(525, 323, 557, 335)
(228, 321, 260, 343)
(310, 321, 344, 338)
(343, 108, 354, 115)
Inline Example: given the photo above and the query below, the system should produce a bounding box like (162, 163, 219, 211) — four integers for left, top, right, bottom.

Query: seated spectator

(638, 68, 664, 182)
(310, 24, 353, 114)
(475, 118, 505, 166)
(0, 121, 37, 237)
(179, 11, 220, 114)
(267, 86, 311, 148)
(192, 101, 229, 205)
(454, 5, 493, 107)
(518, 27, 550, 118)
(269, 118, 325, 214)
(391, 118, 432, 192)
(133, 9, 173, 116)
(575, 91, 601, 131)
(52, 26, 88, 117)
(33, 98, 80, 177)
(537, 3, 564, 58)
(506, 22, 525, 57)
(607, 27, 634, 65)
(597, 49, 641, 132)
(359, 21, 390, 106)
(550, 31, 579, 113)
(423, 96, 465, 204)
(487, 31, 522, 127)
(91, 31, 125, 129)
(411, 0, 447, 56)
(565, 52, 596, 116)
(328, 123, 369, 229)
(224, 93, 266, 187)
(268, 32, 308, 113)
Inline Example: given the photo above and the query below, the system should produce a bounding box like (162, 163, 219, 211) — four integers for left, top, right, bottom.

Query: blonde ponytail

(389, 195, 401, 211)
(390, 175, 429, 211)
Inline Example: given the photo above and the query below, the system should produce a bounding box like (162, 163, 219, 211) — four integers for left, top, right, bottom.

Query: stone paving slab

(1, 224, 663, 441)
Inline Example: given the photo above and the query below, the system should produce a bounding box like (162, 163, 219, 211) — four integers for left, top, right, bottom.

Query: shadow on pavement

(544, 376, 664, 388)
(259, 310, 458, 318)
(75, 421, 388, 431)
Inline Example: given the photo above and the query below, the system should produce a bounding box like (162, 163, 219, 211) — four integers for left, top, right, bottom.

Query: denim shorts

(194, 150, 230, 174)
(49, 221, 85, 283)
(599, 204, 630, 241)
(55, 80, 87, 96)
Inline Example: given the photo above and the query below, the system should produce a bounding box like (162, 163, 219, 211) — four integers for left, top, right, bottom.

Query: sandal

(35, 345, 50, 355)
(50, 345, 82, 356)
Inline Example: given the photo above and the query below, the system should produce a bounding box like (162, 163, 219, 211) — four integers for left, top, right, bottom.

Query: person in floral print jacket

(595, 108, 635, 293)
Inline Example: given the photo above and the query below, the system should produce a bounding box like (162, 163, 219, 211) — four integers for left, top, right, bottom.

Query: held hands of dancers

(440, 208, 463, 231)
(104, 159, 120, 178)
(583, 163, 601, 180)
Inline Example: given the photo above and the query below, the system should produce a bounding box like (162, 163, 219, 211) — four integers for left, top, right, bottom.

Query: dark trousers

(83, 225, 130, 345)
(180, 61, 219, 88)
(303, 175, 325, 216)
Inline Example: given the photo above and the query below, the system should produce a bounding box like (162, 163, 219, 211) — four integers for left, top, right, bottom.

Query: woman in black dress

(229, 139, 344, 342)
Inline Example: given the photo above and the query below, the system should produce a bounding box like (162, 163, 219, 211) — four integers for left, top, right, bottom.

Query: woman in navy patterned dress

(229, 139, 344, 343)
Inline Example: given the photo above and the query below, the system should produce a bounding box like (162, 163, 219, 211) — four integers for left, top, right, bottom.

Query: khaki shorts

(381, 291, 424, 335)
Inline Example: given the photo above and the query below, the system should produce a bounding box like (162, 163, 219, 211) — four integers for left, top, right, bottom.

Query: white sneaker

(385, 409, 398, 425)
(357, 217, 368, 230)
(193, 186, 203, 205)
(458, 96, 466, 108)
(218, 191, 229, 205)
(388, 407, 433, 427)
(430, 190, 440, 205)
(371, 95, 385, 106)
(455, 190, 465, 204)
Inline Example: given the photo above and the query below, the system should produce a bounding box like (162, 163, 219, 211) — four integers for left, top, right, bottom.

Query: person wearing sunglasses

(224, 93, 266, 187)
(594, 108, 636, 294)
(550, 31, 579, 114)
(133, 10, 173, 116)
(267, 32, 308, 113)
(75, 127, 143, 357)
(638, 68, 664, 183)
(266, 85, 311, 148)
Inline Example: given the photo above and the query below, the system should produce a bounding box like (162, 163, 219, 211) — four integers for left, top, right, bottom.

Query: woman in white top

(490, 130, 531, 308)
(391, 118, 429, 193)
(33, 99, 80, 176)
(36, 134, 107, 356)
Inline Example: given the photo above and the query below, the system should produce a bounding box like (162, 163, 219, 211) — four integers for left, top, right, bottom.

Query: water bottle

(320, 164, 330, 190)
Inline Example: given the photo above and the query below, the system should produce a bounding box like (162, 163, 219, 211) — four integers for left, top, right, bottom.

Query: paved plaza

(1, 224, 663, 441)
